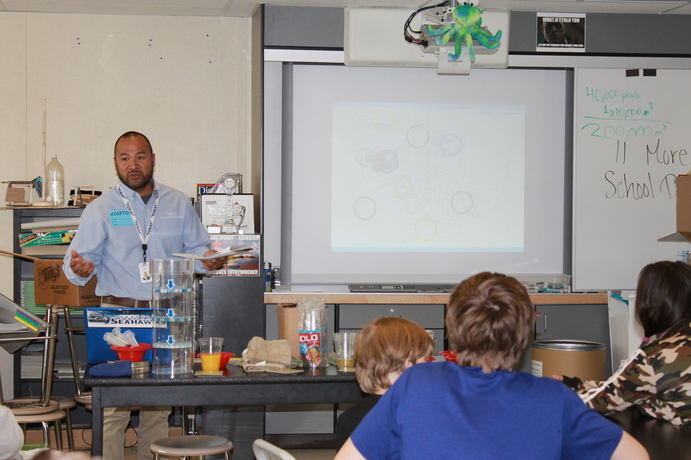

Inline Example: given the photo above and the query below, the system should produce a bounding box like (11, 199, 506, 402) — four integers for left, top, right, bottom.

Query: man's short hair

(447, 272, 535, 371)
(114, 131, 153, 156)
(635, 261, 691, 337)
(355, 317, 434, 394)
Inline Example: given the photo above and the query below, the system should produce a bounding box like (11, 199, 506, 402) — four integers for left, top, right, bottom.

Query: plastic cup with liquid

(198, 337, 224, 371)
(333, 331, 358, 372)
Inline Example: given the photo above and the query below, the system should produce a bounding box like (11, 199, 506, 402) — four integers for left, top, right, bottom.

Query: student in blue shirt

(336, 272, 648, 460)
(63, 131, 225, 460)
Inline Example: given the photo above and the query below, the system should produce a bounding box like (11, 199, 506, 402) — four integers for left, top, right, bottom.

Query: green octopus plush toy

(426, 4, 502, 62)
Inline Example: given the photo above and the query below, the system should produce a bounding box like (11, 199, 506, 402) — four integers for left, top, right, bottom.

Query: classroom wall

(0, 11, 257, 292)
(0, 11, 260, 395)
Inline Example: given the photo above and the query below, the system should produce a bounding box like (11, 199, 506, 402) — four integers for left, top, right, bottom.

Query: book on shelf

(19, 230, 76, 247)
(20, 352, 43, 379)
(21, 280, 47, 316)
(54, 360, 84, 380)
(20, 245, 68, 256)
(20, 218, 81, 232)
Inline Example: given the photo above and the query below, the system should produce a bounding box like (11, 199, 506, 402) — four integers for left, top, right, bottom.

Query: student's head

(447, 272, 535, 372)
(355, 317, 434, 395)
(635, 261, 691, 337)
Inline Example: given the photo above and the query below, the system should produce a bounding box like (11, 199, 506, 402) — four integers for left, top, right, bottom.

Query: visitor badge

(109, 210, 134, 226)
(139, 261, 152, 283)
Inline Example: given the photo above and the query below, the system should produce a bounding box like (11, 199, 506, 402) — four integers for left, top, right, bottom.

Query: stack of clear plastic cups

(151, 259, 195, 376)
(298, 298, 328, 368)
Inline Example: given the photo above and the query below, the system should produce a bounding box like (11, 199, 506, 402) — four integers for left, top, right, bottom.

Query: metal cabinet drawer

(338, 304, 445, 329)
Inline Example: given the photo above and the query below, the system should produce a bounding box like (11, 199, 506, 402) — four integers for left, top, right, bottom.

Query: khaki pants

(103, 406, 170, 460)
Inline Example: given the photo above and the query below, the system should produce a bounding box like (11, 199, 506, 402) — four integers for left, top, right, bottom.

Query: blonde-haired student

(334, 316, 434, 449)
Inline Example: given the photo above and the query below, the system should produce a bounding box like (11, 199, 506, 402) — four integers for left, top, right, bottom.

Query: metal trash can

(531, 340, 605, 381)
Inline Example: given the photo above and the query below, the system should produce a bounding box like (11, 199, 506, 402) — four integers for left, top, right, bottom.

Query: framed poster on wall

(200, 193, 255, 234)
(208, 234, 260, 276)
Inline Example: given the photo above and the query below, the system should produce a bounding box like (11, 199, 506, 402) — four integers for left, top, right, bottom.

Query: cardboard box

(677, 175, 690, 232)
(84, 307, 154, 363)
(34, 259, 99, 306)
(5, 184, 29, 204)
(659, 175, 691, 242)
(196, 183, 216, 196)
(277, 303, 300, 359)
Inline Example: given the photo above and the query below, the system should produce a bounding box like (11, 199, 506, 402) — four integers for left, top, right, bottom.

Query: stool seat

(150, 435, 233, 458)
(6, 398, 59, 416)
(74, 392, 92, 411)
(14, 409, 65, 424)
(75, 392, 92, 405)
(14, 409, 66, 450)
(52, 395, 77, 410)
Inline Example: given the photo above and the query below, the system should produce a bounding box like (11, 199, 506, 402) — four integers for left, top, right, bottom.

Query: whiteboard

(573, 69, 690, 291)
(286, 65, 567, 285)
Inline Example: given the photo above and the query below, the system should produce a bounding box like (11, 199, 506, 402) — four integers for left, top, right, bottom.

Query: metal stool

(52, 395, 77, 450)
(58, 305, 93, 418)
(74, 391, 92, 411)
(59, 305, 87, 397)
(6, 397, 59, 415)
(14, 409, 66, 450)
(150, 435, 233, 459)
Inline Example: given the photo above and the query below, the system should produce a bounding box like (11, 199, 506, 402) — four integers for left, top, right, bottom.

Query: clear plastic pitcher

(151, 259, 195, 376)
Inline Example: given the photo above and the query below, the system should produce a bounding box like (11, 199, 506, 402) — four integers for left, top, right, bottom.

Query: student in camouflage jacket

(564, 261, 690, 428)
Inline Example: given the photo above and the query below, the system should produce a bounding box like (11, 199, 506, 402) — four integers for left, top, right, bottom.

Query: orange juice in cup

(198, 337, 224, 371)
(200, 352, 222, 371)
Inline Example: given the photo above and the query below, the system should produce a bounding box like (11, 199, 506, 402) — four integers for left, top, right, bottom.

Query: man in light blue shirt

(63, 131, 225, 460)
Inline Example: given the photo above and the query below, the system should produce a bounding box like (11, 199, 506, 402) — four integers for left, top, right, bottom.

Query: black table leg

(91, 387, 103, 456)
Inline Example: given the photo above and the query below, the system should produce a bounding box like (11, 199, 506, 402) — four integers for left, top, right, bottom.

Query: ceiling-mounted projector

(344, 5, 509, 75)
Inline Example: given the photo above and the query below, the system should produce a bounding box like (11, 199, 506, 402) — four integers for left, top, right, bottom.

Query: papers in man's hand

(173, 246, 253, 260)
(173, 251, 233, 261)
(173, 246, 254, 261)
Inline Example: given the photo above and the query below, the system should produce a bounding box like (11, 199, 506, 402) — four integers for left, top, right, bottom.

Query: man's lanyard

(116, 185, 160, 262)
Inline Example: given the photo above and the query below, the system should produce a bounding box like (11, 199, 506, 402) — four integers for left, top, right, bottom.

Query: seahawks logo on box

(86, 309, 154, 327)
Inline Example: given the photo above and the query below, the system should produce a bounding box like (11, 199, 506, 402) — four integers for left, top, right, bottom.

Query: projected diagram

(332, 103, 525, 252)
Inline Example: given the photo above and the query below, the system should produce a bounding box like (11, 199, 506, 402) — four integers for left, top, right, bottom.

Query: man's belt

(100, 296, 150, 308)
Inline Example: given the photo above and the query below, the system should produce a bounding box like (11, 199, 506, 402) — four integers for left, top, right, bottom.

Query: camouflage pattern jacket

(577, 319, 690, 428)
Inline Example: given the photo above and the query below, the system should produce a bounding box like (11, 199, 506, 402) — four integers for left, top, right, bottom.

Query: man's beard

(117, 169, 153, 192)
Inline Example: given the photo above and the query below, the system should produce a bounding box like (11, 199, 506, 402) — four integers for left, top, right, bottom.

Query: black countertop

(85, 364, 356, 386)
(607, 408, 690, 460)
